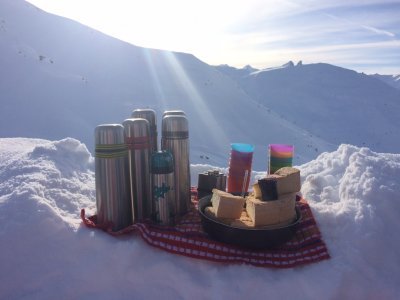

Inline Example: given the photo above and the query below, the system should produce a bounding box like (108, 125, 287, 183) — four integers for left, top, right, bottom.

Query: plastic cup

(227, 143, 254, 194)
(268, 144, 294, 174)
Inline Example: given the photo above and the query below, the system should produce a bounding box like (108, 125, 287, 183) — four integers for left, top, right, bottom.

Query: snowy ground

(1, 137, 399, 299)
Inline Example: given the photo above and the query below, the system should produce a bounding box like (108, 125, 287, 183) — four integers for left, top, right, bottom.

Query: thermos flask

(123, 118, 152, 222)
(162, 113, 190, 216)
(131, 109, 158, 152)
(151, 151, 175, 225)
(95, 124, 132, 231)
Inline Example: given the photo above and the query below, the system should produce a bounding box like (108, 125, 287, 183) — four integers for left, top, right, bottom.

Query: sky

(26, 0, 400, 75)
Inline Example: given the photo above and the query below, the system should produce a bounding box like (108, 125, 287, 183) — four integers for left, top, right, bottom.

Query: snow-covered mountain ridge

(371, 73, 400, 90)
(216, 62, 400, 155)
(1, 0, 399, 169)
(0, 0, 333, 169)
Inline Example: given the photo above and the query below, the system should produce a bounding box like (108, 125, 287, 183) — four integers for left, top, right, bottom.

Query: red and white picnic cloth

(81, 188, 330, 268)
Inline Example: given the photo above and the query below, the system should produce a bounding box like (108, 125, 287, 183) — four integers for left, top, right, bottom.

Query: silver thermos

(162, 113, 190, 216)
(95, 124, 132, 231)
(151, 151, 175, 225)
(123, 118, 153, 222)
(131, 109, 158, 152)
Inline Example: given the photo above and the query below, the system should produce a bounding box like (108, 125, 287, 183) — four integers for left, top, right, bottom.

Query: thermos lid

(131, 109, 157, 129)
(95, 124, 125, 145)
(162, 110, 186, 118)
(162, 115, 188, 139)
(95, 124, 127, 158)
(151, 151, 174, 174)
(123, 118, 151, 150)
(231, 143, 255, 153)
(123, 118, 150, 138)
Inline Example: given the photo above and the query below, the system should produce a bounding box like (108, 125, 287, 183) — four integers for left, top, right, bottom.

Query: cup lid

(231, 143, 254, 153)
(151, 150, 174, 174)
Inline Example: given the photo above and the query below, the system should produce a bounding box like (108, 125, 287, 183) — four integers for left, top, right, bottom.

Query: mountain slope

(0, 0, 333, 168)
(371, 73, 400, 90)
(217, 62, 400, 154)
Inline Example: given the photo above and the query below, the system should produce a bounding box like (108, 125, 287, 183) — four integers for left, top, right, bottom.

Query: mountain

(214, 64, 258, 81)
(0, 0, 332, 169)
(370, 73, 400, 90)
(1, 1, 399, 169)
(217, 62, 400, 154)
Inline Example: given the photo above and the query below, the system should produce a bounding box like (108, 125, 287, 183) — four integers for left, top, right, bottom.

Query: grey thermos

(151, 151, 175, 225)
(162, 113, 190, 216)
(95, 124, 132, 231)
(123, 118, 153, 222)
(131, 109, 157, 152)
(197, 170, 227, 199)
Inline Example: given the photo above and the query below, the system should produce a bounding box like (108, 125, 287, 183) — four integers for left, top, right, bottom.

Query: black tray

(198, 195, 302, 250)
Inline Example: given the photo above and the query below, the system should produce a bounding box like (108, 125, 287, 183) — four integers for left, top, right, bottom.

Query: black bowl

(198, 195, 302, 250)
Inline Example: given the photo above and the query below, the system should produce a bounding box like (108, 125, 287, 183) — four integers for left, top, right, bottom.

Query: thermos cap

(131, 109, 157, 128)
(95, 124, 127, 158)
(162, 115, 188, 138)
(162, 110, 186, 118)
(151, 151, 174, 174)
(123, 118, 150, 138)
(95, 124, 125, 145)
(123, 118, 151, 150)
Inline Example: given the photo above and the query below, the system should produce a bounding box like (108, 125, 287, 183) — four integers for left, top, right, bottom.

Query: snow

(372, 74, 400, 90)
(1, 138, 400, 299)
(1, 0, 400, 299)
(3, 0, 398, 169)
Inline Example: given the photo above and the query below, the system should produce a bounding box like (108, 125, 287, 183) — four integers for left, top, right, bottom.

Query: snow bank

(1, 138, 399, 299)
(0, 138, 94, 229)
(300, 144, 400, 297)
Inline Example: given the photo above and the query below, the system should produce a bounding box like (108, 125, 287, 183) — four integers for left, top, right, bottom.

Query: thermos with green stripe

(123, 118, 153, 222)
(95, 124, 132, 231)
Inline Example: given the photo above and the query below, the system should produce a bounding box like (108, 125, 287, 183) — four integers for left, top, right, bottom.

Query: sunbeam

(142, 48, 166, 105)
(162, 51, 230, 150)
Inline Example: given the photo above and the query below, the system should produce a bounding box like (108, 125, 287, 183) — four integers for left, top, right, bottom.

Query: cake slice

(246, 192, 297, 227)
(257, 177, 278, 201)
(210, 188, 245, 219)
(230, 210, 254, 228)
(273, 167, 301, 194)
(254, 167, 301, 199)
(204, 206, 233, 225)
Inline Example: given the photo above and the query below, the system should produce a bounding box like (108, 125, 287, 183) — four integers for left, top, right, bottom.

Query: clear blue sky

(27, 0, 400, 75)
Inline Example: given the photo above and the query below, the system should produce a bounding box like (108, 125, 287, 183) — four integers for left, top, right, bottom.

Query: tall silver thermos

(131, 109, 157, 152)
(95, 124, 132, 231)
(162, 113, 190, 216)
(123, 118, 153, 222)
(151, 151, 175, 225)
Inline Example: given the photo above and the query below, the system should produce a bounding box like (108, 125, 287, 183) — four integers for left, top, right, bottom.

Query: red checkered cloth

(81, 188, 330, 268)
